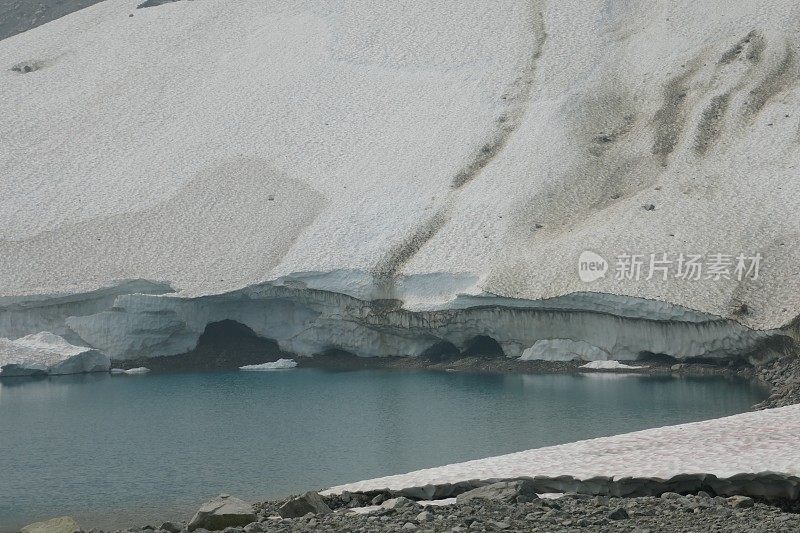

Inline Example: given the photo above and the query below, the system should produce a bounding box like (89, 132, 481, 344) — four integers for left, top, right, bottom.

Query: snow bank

(1, 0, 799, 360)
(0, 332, 110, 377)
(324, 404, 800, 497)
(580, 360, 647, 370)
(239, 359, 298, 371)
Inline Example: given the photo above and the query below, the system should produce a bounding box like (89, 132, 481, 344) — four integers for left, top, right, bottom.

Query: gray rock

(608, 507, 630, 520)
(456, 480, 538, 504)
(21, 517, 81, 533)
(158, 522, 182, 533)
(381, 497, 416, 510)
(416, 511, 432, 522)
(347, 493, 371, 507)
(187, 495, 256, 531)
(370, 494, 386, 505)
(402, 523, 417, 530)
(727, 495, 754, 508)
(242, 523, 263, 533)
(277, 491, 332, 518)
(660, 492, 682, 500)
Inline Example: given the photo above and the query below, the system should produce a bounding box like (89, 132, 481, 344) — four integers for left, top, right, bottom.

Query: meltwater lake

(0, 369, 767, 531)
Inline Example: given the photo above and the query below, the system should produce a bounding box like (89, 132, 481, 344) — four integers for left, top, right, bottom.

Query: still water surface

(0, 369, 766, 530)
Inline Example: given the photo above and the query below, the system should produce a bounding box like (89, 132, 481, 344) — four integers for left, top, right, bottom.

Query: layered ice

(1, 0, 800, 360)
(0, 332, 110, 377)
(0, 277, 786, 363)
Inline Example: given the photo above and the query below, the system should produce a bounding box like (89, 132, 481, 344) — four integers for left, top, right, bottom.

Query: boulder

(608, 507, 630, 520)
(456, 480, 538, 504)
(159, 521, 184, 533)
(381, 496, 417, 510)
(277, 491, 332, 518)
(242, 522, 264, 533)
(727, 495, 755, 508)
(187, 494, 256, 531)
(21, 516, 80, 533)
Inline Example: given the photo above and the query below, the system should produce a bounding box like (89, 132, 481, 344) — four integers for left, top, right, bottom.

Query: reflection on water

(0, 369, 767, 531)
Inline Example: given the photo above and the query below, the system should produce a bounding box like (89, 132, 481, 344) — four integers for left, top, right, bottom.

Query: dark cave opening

(116, 319, 285, 372)
(463, 335, 505, 358)
(420, 340, 461, 362)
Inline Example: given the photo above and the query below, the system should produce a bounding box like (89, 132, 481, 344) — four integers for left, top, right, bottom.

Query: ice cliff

(0, 332, 110, 376)
(1, 0, 799, 363)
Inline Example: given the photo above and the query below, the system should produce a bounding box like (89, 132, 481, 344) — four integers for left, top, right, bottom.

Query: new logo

(578, 251, 608, 282)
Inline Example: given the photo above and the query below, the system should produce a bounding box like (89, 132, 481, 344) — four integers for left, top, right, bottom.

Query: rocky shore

(754, 354, 800, 409)
(46, 485, 800, 533)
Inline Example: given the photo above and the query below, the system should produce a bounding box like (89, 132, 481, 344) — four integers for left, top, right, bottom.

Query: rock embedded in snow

(239, 359, 297, 371)
(0, 332, 110, 377)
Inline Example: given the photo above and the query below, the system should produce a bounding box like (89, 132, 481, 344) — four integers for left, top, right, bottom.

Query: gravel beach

(69, 491, 800, 533)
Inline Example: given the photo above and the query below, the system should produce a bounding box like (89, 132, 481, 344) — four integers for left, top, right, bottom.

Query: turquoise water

(0, 369, 766, 531)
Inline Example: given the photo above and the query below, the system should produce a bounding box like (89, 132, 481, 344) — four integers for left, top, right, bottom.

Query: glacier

(1, 0, 799, 363)
(0, 332, 111, 377)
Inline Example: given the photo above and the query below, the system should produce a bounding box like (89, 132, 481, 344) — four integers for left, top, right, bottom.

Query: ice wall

(0, 275, 784, 364)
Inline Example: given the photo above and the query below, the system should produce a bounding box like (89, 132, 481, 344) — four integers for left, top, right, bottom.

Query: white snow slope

(325, 404, 800, 496)
(1, 0, 800, 360)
